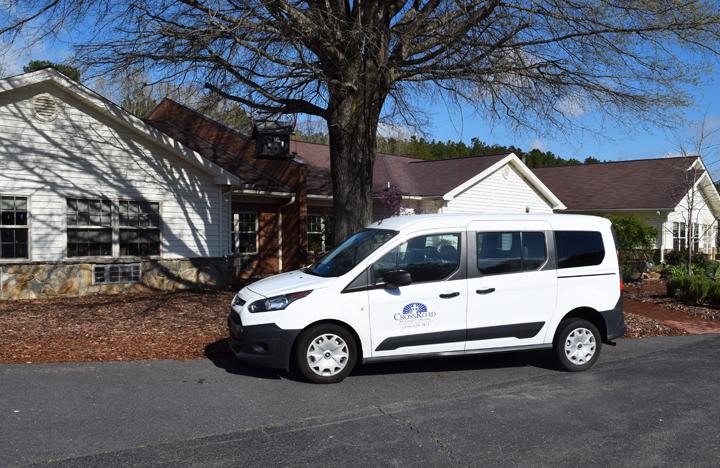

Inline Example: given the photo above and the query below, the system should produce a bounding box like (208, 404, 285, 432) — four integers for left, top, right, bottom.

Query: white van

(228, 214, 624, 383)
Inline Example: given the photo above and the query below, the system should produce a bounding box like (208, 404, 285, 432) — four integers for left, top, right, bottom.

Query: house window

(119, 201, 161, 256)
(672, 222, 687, 250)
(0, 195, 29, 259)
(307, 214, 332, 253)
(67, 198, 113, 257)
(93, 263, 141, 284)
(233, 212, 258, 254)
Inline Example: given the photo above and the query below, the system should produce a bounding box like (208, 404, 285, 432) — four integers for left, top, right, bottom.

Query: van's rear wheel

(554, 319, 601, 372)
(294, 324, 357, 384)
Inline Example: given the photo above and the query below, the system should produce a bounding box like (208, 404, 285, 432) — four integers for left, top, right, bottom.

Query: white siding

(443, 163, 554, 214)
(0, 82, 231, 261)
(662, 187, 717, 255)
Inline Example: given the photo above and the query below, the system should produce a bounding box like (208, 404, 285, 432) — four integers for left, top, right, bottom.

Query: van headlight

(232, 294, 245, 307)
(248, 290, 312, 313)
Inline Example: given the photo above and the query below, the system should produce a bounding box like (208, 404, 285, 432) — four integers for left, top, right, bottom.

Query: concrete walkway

(624, 298, 720, 334)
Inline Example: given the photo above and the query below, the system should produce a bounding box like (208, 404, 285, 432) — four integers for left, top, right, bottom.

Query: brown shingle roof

(289, 139, 510, 196)
(147, 99, 514, 198)
(145, 100, 294, 193)
(532, 157, 699, 210)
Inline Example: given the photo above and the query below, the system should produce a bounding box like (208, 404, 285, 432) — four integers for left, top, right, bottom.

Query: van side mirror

(383, 270, 412, 288)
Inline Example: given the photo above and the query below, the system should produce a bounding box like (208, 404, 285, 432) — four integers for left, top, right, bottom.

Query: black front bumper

(600, 296, 625, 341)
(227, 309, 301, 370)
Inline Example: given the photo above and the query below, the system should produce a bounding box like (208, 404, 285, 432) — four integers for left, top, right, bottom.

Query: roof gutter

(232, 189, 295, 198)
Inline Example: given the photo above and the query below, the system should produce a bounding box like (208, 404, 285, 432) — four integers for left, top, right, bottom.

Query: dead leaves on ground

(0, 290, 687, 364)
(0, 290, 235, 364)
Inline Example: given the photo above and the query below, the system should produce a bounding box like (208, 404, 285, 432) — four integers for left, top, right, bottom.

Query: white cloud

(377, 122, 412, 140)
(557, 96, 588, 119)
(530, 138, 546, 151)
(0, 36, 71, 76)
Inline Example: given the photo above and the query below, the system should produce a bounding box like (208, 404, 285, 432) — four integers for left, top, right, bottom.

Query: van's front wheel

(554, 319, 602, 371)
(294, 324, 358, 384)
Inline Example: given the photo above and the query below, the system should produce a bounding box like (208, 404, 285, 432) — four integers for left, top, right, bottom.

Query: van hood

(246, 269, 338, 298)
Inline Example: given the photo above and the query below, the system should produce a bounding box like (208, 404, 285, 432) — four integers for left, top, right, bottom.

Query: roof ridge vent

(33, 93, 58, 122)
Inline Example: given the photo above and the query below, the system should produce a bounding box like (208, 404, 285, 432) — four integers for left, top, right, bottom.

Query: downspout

(277, 195, 296, 273)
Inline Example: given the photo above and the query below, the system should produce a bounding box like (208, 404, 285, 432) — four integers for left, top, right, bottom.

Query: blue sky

(425, 78, 720, 168)
(3, 32, 720, 175)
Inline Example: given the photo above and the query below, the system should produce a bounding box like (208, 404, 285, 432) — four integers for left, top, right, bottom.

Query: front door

(367, 231, 468, 358)
(465, 221, 557, 351)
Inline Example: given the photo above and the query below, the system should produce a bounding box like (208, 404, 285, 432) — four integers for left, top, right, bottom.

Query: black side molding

(466, 322, 545, 342)
(375, 322, 545, 352)
(375, 329, 466, 351)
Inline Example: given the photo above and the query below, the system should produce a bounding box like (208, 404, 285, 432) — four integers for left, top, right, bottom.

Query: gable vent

(33, 94, 58, 122)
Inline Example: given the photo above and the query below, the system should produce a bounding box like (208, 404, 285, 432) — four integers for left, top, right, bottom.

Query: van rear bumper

(600, 296, 625, 341)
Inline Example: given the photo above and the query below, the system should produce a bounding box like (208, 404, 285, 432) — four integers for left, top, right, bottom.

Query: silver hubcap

(564, 327, 596, 365)
(306, 334, 349, 377)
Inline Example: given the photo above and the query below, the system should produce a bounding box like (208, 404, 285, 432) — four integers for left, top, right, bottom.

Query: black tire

(554, 319, 602, 372)
(294, 323, 358, 384)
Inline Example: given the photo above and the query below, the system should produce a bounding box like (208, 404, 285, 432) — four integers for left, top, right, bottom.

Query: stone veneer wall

(0, 258, 248, 300)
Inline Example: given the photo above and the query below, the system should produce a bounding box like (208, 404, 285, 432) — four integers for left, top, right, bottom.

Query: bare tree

(3, 2, 720, 240)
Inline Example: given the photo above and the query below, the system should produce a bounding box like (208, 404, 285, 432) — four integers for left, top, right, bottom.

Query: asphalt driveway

(1, 335, 719, 467)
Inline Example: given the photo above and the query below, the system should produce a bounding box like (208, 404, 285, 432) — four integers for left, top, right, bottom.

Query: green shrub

(609, 215, 658, 282)
(664, 249, 711, 269)
(666, 273, 720, 305)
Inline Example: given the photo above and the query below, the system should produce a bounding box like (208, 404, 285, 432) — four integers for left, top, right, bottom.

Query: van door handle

(476, 288, 496, 295)
(439, 292, 460, 299)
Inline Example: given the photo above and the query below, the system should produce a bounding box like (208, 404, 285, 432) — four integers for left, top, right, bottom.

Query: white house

(533, 157, 720, 262)
(0, 69, 241, 299)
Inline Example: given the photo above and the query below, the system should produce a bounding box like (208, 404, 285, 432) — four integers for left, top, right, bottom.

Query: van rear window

(555, 231, 605, 269)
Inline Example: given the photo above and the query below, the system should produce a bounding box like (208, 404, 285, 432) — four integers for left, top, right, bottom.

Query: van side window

(370, 233, 461, 284)
(476, 231, 547, 275)
(555, 231, 605, 268)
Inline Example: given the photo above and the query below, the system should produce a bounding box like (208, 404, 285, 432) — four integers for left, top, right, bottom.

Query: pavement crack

(377, 405, 465, 466)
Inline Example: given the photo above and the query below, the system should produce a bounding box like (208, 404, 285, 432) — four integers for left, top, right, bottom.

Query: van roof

(368, 213, 611, 233)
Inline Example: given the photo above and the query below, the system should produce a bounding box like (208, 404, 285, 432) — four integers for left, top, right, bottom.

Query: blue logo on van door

(403, 302, 427, 315)
(395, 302, 435, 323)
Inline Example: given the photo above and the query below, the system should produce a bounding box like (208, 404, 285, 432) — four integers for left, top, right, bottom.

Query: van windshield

(304, 229, 398, 277)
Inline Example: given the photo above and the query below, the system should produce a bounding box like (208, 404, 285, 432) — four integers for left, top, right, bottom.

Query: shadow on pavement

(203, 339, 291, 380)
(356, 349, 558, 376)
(204, 338, 559, 381)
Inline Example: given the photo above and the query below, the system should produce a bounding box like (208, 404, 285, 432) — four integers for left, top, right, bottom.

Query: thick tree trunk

(327, 90, 385, 243)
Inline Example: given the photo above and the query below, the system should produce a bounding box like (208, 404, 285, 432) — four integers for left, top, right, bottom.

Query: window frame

(66, 198, 114, 259)
(0, 194, 31, 262)
(232, 211, 259, 255)
(307, 213, 329, 253)
(118, 199, 162, 258)
(63, 197, 163, 261)
(368, 231, 464, 286)
(92, 263, 142, 285)
(672, 222, 687, 251)
(474, 231, 549, 277)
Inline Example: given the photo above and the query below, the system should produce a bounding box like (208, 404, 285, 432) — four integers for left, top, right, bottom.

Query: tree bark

(327, 86, 386, 243)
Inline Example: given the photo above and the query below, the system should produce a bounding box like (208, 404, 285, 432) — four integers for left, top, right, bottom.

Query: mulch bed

(625, 279, 720, 321)
(624, 312, 687, 338)
(629, 296, 720, 321)
(0, 290, 235, 364)
(0, 290, 688, 365)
